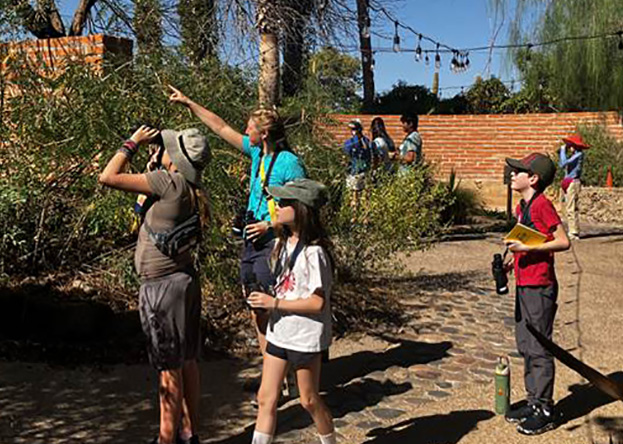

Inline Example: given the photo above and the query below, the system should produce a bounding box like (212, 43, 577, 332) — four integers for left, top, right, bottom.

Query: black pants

(515, 284, 558, 408)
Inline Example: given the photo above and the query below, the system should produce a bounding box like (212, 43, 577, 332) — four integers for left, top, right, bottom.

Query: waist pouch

(144, 213, 201, 257)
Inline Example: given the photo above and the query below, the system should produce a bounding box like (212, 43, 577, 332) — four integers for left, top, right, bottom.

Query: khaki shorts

(346, 173, 366, 191)
(139, 270, 201, 370)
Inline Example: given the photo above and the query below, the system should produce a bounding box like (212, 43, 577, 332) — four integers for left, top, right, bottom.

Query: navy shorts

(240, 239, 275, 291)
(266, 342, 324, 368)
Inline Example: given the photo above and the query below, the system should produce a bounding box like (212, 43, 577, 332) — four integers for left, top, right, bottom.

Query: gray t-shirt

(266, 243, 333, 353)
(135, 170, 194, 280)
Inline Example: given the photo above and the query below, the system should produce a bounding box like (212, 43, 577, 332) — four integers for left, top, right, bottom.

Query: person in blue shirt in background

(168, 86, 306, 364)
(559, 134, 589, 240)
(343, 119, 373, 218)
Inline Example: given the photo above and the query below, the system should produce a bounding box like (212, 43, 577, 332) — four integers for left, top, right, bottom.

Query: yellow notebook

(504, 223, 548, 246)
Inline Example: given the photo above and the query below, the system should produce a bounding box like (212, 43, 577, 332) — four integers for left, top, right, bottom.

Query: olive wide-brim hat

(161, 128, 211, 187)
(267, 179, 329, 210)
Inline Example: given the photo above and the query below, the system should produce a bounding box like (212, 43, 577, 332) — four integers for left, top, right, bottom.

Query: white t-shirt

(266, 242, 333, 353)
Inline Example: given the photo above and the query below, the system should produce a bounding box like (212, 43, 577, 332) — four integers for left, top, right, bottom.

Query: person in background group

(503, 153, 570, 436)
(370, 116, 395, 175)
(99, 126, 210, 444)
(559, 134, 589, 240)
(343, 119, 373, 214)
(246, 179, 336, 444)
(168, 85, 306, 402)
(398, 112, 422, 172)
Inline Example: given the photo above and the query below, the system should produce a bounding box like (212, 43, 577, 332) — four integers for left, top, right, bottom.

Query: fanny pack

(144, 213, 201, 257)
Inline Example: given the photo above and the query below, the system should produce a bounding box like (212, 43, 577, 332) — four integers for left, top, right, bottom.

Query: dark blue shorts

(240, 239, 275, 291)
(266, 342, 322, 368)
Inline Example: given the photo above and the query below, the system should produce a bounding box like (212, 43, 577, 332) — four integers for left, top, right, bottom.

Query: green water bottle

(495, 356, 510, 415)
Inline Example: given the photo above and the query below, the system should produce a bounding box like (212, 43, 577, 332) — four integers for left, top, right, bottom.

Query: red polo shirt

(514, 193, 562, 287)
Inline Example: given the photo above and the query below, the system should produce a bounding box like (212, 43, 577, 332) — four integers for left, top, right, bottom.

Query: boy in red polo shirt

(503, 153, 570, 435)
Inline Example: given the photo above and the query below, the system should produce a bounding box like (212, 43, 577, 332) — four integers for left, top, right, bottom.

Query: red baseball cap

(506, 153, 557, 188)
(562, 134, 590, 150)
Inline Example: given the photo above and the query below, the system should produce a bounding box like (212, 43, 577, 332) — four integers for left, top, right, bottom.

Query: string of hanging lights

(365, 3, 623, 73)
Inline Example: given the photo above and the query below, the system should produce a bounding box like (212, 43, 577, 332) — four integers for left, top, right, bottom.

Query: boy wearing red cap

(560, 135, 589, 240)
(504, 153, 570, 435)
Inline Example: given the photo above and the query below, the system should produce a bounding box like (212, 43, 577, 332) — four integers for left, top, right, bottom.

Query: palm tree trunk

(257, 0, 280, 107)
(356, 0, 374, 111)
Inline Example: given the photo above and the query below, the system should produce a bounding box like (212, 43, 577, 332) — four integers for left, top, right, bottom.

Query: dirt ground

(1, 233, 622, 444)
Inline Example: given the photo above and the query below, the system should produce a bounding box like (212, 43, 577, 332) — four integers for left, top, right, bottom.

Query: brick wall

(319, 112, 623, 209)
(1, 34, 133, 76)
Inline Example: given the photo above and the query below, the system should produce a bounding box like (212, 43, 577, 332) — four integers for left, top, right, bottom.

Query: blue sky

(56, 0, 516, 96)
(368, 0, 516, 94)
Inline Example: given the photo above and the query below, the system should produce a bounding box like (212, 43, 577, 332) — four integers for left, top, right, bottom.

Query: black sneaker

(517, 405, 557, 435)
(505, 404, 534, 424)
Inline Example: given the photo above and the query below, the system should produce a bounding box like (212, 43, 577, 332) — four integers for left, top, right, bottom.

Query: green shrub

(0, 48, 456, 344)
(331, 165, 453, 280)
(576, 123, 623, 187)
(440, 169, 482, 225)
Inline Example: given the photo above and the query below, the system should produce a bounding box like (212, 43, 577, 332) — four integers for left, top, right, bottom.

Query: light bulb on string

(393, 21, 401, 52)
(361, 17, 371, 39)
(371, 53, 376, 71)
(415, 34, 423, 62)
(435, 44, 441, 69)
(425, 53, 430, 66)
(450, 51, 459, 72)
(465, 52, 470, 70)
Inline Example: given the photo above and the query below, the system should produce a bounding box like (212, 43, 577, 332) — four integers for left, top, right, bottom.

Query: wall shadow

(594, 416, 623, 442)
(214, 338, 452, 444)
(556, 371, 623, 426)
(0, 357, 253, 444)
(214, 379, 414, 444)
(364, 409, 495, 444)
(321, 337, 452, 390)
(385, 270, 488, 295)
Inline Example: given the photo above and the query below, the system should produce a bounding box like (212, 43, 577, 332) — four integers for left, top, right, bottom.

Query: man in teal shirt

(398, 112, 422, 173)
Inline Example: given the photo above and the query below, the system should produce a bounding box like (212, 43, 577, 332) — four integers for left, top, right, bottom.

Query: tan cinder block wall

(318, 113, 623, 210)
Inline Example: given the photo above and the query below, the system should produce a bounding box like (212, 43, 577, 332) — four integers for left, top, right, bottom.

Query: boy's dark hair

(400, 112, 419, 130)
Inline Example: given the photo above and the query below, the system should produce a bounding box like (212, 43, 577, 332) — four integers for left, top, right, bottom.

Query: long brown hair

(250, 108, 293, 153)
(271, 200, 334, 274)
(189, 184, 211, 229)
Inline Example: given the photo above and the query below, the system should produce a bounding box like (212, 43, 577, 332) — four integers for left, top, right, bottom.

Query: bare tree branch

(69, 0, 99, 36)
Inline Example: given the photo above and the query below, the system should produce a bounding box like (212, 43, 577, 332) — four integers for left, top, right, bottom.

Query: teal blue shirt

(243, 136, 306, 222)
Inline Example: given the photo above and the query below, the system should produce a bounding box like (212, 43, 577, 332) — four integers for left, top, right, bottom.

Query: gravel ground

(1, 233, 622, 444)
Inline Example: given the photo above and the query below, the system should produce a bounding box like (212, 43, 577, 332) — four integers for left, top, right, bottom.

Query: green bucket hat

(267, 179, 328, 209)
(161, 128, 210, 187)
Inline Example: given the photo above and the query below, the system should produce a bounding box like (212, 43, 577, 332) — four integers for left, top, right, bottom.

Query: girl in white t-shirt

(247, 179, 336, 444)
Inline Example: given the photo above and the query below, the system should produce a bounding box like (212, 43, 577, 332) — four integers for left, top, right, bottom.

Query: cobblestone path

(218, 270, 524, 444)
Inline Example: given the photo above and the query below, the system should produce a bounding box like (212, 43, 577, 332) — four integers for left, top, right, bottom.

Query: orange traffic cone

(606, 167, 614, 188)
